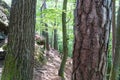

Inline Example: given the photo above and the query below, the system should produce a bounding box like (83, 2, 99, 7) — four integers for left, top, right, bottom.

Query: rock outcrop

(0, 0, 10, 59)
(0, 0, 10, 35)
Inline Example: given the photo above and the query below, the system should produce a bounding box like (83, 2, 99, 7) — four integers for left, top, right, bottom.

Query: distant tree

(54, 0, 58, 50)
(54, 26, 58, 50)
(50, 32, 54, 48)
(41, 0, 46, 36)
(58, 0, 68, 79)
(1, 0, 36, 80)
(109, 0, 120, 80)
(40, 0, 49, 50)
(72, 0, 112, 80)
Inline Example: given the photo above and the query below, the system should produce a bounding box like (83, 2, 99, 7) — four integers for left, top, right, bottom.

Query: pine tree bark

(1, 0, 36, 80)
(72, 0, 112, 80)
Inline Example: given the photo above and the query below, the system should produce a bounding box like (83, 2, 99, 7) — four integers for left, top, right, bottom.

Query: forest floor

(33, 49, 72, 80)
(0, 49, 72, 80)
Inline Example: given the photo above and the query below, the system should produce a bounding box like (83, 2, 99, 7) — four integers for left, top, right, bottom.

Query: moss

(3, 9, 9, 15)
(34, 45, 47, 66)
(2, 44, 7, 51)
(1, 52, 19, 80)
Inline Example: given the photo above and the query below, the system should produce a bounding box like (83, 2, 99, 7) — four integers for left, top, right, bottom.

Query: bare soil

(33, 49, 72, 80)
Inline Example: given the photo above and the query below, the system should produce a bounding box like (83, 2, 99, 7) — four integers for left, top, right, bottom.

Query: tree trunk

(112, 0, 116, 63)
(41, 0, 46, 37)
(72, 0, 112, 80)
(40, 0, 49, 50)
(45, 24, 49, 51)
(1, 0, 36, 80)
(58, 0, 68, 79)
(109, 0, 120, 80)
(53, 1, 58, 50)
(54, 28, 58, 50)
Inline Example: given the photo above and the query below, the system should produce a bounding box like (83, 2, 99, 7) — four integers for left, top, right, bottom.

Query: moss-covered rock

(0, 0, 10, 50)
(0, 44, 7, 60)
(34, 44, 47, 67)
(0, 0, 10, 35)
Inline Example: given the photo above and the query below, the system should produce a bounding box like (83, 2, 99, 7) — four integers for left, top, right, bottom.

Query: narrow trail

(34, 49, 72, 80)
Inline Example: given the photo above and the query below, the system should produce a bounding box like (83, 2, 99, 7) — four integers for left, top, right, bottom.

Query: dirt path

(33, 49, 72, 80)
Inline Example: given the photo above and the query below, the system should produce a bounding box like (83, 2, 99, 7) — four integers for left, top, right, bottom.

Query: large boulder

(0, 0, 10, 42)
(0, 0, 10, 59)
(0, 0, 10, 35)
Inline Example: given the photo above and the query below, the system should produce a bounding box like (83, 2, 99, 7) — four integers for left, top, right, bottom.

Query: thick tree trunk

(1, 0, 36, 80)
(72, 0, 112, 80)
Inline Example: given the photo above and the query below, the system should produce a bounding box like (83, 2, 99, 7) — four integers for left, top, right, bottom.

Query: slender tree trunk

(72, 0, 112, 80)
(54, 28, 58, 50)
(45, 24, 49, 51)
(40, 0, 49, 50)
(58, 0, 68, 79)
(109, 1, 120, 80)
(53, 0, 58, 50)
(1, 0, 36, 80)
(112, 0, 116, 63)
(49, 31, 54, 48)
(41, 0, 46, 37)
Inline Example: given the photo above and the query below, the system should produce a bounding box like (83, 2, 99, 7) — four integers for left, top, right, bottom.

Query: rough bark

(72, 0, 112, 80)
(58, 0, 68, 79)
(1, 0, 36, 80)
(109, 0, 120, 80)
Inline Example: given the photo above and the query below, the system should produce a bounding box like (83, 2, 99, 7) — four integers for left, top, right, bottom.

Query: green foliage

(2, 44, 7, 51)
(107, 32, 112, 79)
(35, 0, 75, 58)
(34, 46, 47, 66)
